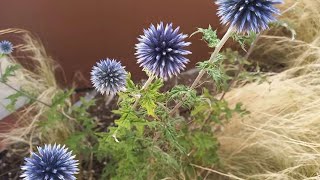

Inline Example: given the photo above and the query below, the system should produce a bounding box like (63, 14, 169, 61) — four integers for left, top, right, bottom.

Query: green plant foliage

(191, 25, 220, 48)
(181, 130, 219, 165)
(168, 85, 198, 108)
(4, 90, 29, 111)
(96, 72, 247, 179)
(175, 89, 248, 168)
(66, 97, 97, 156)
(0, 64, 20, 83)
(222, 48, 270, 85)
(192, 89, 248, 124)
(140, 79, 163, 117)
(1, 24, 255, 180)
(38, 90, 72, 134)
(97, 77, 180, 179)
(231, 31, 257, 51)
(30, 89, 98, 160)
(197, 55, 230, 91)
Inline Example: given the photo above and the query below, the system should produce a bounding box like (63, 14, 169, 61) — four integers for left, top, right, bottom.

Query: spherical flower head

(0, 40, 13, 54)
(91, 59, 127, 95)
(21, 144, 79, 180)
(135, 22, 192, 79)
(216, 0, 283, 33)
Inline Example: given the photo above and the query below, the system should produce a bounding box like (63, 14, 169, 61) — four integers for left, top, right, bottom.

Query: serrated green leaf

(5, 91, 24, 111)
(148, 78, 163, 92)
(168, 85, 197, 108)
(51, 90, 73, 107)
(0, 64, 20, 83)
(231, 31, 257, 52)
(140, 94, 156, 116)
(196, 58, 230, 90)
(192, 25, 220, 48)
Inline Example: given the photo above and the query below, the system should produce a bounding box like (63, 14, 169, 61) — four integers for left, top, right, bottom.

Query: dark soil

(0, 144, 28, 180)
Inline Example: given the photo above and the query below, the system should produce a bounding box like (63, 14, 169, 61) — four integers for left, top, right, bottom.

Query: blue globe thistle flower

(21, 144, 79, 180)
(135, 22, 192, 79)
(91, 59, 127, 95)
(0, 40, 13, 54)
(216, 0, 283, 33)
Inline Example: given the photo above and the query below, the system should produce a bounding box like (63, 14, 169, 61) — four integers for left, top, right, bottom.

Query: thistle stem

(169, 27, 234, 116)
(132, 75, 155, 109)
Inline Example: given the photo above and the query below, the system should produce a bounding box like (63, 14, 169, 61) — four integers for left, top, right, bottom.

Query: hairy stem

(170, 27, 234, 116)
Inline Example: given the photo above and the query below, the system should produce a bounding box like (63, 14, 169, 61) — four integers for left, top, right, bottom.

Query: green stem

(169, 27, 235, 116)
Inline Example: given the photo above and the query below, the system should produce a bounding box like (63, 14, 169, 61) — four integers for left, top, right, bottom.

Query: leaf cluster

(196, 55, 230, 91)
(0, 64, 20, 83)
(231, 31, 257, 52)
(97, 74, 247, 179)
(191, 25, 220, 48)
(168, 85, 197, 108)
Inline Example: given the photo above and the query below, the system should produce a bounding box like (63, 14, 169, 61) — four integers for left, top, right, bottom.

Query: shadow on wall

(0, 0, 221, 87)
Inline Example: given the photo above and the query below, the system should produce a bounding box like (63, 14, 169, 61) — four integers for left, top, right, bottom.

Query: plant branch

(170, 27, 235, 116)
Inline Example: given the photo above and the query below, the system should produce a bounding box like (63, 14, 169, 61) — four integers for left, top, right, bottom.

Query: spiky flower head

(91, 59, 127, 95)
(0, 40, 13, 54)
(135, 22, 192, 79)
(216, 0, 283, 33)
(21, 144, 79, 180)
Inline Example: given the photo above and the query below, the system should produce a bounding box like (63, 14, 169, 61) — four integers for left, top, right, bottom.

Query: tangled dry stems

(252, 0, 320, 68)
(212, 0, 320, 179)
(0, 29, 71, 148)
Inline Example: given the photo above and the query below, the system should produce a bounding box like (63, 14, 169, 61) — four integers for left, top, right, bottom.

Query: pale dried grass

(216, 65, 320, 179)
(253, 0, 320, 67)
(210, 0, 320, 179)
(0, 29, 72, 148)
